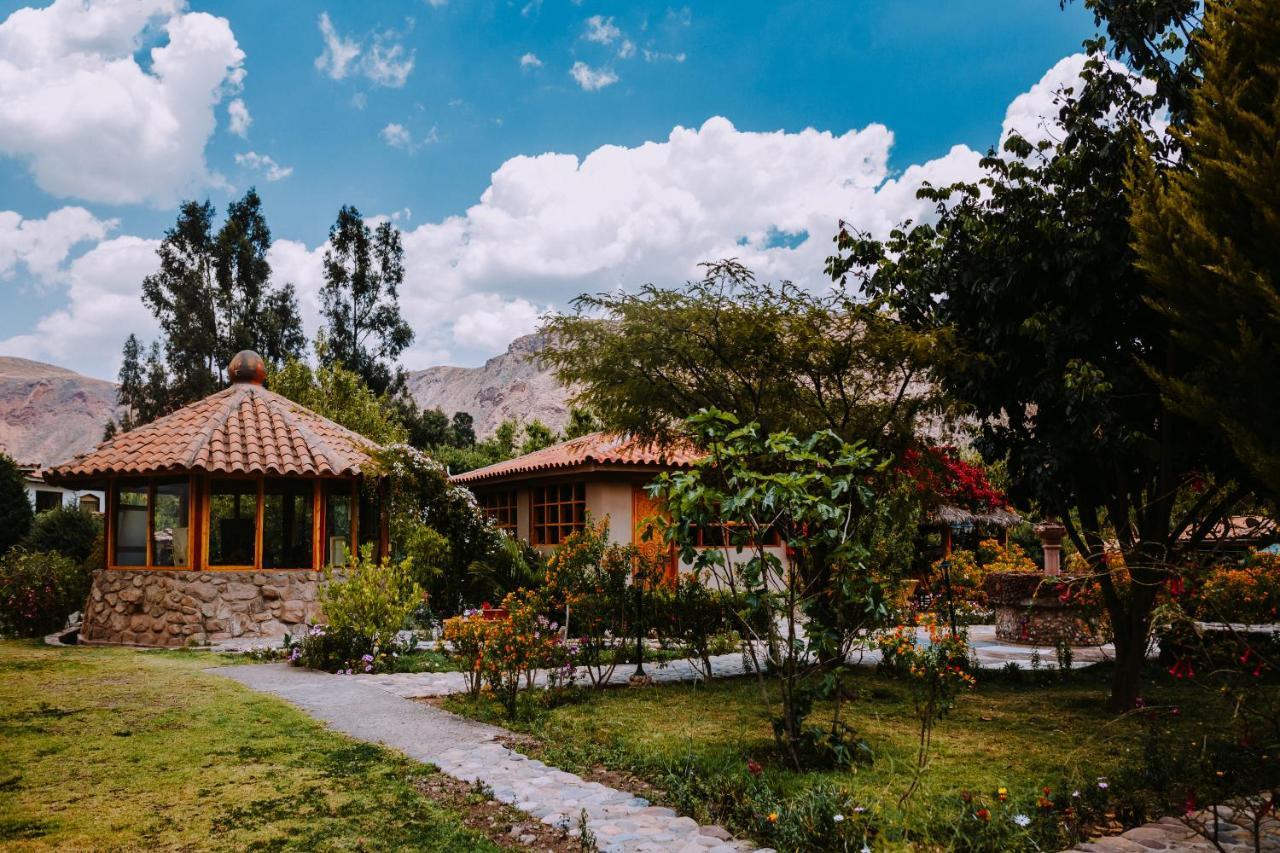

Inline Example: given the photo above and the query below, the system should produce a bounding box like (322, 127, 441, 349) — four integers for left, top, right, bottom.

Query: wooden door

(631, 485, 677, 586)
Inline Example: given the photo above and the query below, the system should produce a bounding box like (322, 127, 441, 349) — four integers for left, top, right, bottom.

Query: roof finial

(227, 350, 266, 385)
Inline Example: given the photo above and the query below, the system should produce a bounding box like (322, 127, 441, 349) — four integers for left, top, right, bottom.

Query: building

(22, 465, 104, 514)
(451, 431, 790, 583)
(43, 351, 388, 647)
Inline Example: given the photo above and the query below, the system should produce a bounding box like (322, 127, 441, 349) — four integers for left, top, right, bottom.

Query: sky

(0, 0, 1100, 380)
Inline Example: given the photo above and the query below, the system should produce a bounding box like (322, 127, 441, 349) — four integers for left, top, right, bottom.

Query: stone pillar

(1035, 520, 1067, 576)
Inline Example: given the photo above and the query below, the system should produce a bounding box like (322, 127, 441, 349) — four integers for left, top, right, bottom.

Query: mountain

(0, 357, 119, 469)
(404, 333, 573, 437)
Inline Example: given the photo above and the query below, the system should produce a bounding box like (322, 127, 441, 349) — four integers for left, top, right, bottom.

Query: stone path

(345, 624, 1116, 701)
(1069, 804, 1280, 851)
(216, 663, 763, 853)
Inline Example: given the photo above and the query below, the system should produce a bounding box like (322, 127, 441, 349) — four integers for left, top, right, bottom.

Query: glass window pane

(152, 479, 190, 568)
(358, 488, 379, 555)
(209, 480, 257, 567)
(263, 479, 314, 569)
(114, 482, 148, 566)
(324, 482, 353, 567)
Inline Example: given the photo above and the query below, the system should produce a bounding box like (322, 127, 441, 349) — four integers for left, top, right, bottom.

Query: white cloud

(10, 55, 1108, 378)
(0, 0, 245, 206)
(315, 11, 360, 80)
(227, 97, 251, 137)
(314, 12, 414, 88)
(618, 39, 635, 59)
(583, 15, 620, 44)
(0, 235, 161, 376)
(424, 0, 447, 6)
(0, 207, 115, 285)
(379, 122, 437, 152)
(363, 32, 415, 88)
(519, 52, 542, 69)
(643, 48, 686, 63)
(570, 61, 618, 91)
(381, 123, 412, 149)
(234, 151, 293, 181)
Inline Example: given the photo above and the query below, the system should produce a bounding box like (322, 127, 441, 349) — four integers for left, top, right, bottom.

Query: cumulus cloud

(0, 207, 115, 285)
(0, 0, 245, 207)
(227, 97, 251, 137)
(314, 12, 414, 88)
(570, 61, 618, 91)
(582, 15, 620, 44)
(12, 56, 1110, 378)
(0, 235, 161, 376)
(234, 151, 293, 181)
(380, 122, 437, 152)
(519, 52, 542, 69)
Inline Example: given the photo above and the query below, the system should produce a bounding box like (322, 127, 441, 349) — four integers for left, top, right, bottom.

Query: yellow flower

(767, 812, 778, 823)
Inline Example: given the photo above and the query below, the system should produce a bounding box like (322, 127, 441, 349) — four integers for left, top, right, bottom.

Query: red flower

(746, 759, 763, 777)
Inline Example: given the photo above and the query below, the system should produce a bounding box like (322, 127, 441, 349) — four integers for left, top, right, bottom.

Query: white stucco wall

(25, 478, 104, 514)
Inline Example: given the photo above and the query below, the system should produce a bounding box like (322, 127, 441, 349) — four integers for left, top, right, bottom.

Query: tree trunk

(1109, 605, 1152, 712)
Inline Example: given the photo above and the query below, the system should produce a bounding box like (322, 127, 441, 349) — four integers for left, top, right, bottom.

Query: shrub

(1189, 552, 1280, 624)
(0, 453, 32, 556)
(22, 506, 102, 563)
(482, 589, 565, 717)
(0, 549, 87, 637)
(441, 610, 496, 697)
(544, 521, 632, 688)
(319, 544, 421, 653)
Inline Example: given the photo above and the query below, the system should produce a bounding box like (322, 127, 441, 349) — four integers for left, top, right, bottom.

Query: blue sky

(0, 0, 1098, 379)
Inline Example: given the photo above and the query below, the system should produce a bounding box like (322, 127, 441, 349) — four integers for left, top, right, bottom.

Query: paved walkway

(216, 664, 761, 853)
(1070, 806, 1280, 851)
(350, 624, 1115, 700)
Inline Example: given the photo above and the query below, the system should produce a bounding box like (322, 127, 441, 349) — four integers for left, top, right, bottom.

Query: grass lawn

(445, 661, 1246, 849)
(0, 640, 501, 851)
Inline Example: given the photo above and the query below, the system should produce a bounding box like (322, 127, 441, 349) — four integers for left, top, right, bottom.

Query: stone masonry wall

(80, 569, 324, 647)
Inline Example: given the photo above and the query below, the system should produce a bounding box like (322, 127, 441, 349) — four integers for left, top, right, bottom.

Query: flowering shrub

(320, 544, 422, 655)
(0, 549, 88, 637)
(927, 538, 1039, 619)
(898, 445, 1004, 512)
(975, 538, 1038, 574)
(1188, 552, 1280, 624)
(441, 610, 496, 697)
(544, 521, 632, 689)
(482, 589, 566, 717)
(878, 615, 976, 803)
(289, 623, 415, 673)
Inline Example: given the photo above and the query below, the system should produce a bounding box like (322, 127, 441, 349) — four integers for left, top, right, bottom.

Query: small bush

(1188, 552, 1280, 624)
(289, 623, 414, 673)
(22, 507, 102, 563)
(319, 544, 422, 653)
(0, 549, 87, 637)
(441, 610, 496, 697)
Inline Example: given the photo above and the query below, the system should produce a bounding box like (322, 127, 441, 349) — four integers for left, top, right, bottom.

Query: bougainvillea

(897, 445, 1005, 512)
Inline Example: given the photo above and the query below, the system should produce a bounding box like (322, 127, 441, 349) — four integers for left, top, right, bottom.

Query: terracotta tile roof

(46, 383, 378, 483)
(450, 431, 702, 485)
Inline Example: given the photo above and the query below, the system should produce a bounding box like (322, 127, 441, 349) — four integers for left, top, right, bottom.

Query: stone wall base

(993, 603, 1101, 646)
(80, 569, 324, 647)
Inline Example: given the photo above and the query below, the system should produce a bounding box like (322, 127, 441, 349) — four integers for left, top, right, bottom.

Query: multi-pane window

(324, 481, 354, 567)
(152, 479, 190, 567)
(114, 482, 149, 566)
(479, 490, 518, 534)
(531, 482, 585, 545)
(34, 490, 61, 512)
(263, 479, 314, 569)
(112, 479, 189, 567)
(209, 479, 257, 567)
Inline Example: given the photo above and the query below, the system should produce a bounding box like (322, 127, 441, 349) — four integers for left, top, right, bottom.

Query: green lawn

(0, 640, 501, 852)
(445, 662, 1242, 849)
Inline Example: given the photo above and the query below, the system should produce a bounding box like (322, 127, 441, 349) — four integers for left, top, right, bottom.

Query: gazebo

(45, 351, 388, 647)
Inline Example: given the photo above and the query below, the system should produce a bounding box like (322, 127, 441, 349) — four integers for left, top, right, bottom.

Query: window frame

(478, 489, 518, 534)
(530, 481, 586, 546)
(108, 476, 195, 570)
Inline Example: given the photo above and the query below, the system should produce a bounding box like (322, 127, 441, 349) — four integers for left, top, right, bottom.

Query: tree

(132, 190, 305, 426)
(22, 507, 101, 563)
(563, 406, 602, 439)
(828, 50, 1247, 710)
(519, 419, 558, 455)
(540, 259, 946, 453)
(1130, 0, 1280, 497)
(216, 189, 305, 367)
(319, 206, 414, 396)
(393, 397, 452, 450)
(269, 341, 407, 446)
(449, 411, 476, 448)
(0, 454, 32, 556)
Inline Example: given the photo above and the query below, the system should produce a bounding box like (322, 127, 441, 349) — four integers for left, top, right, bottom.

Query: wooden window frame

(530, 481, 586, 546)
(106, 475, 195, 571)
(478, 489, 518, 534)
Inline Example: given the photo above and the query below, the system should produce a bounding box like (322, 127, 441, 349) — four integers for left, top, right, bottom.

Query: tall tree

(449, 411, 476, 448)
(1130, 0, 1280, 497)
(141, 199, 222, 404)
(563, 407, 602, 439)
(540, 259, 947, 453)
(132, 190, 305, 426)
(215, 188, 305, 367)
(829, 49, 1247, 710)
(319, 205, 414, 395)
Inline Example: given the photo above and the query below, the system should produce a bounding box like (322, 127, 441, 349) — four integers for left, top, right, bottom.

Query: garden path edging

(215, 663, 765, 853)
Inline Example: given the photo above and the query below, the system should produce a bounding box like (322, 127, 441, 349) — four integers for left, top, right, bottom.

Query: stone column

(1035, 520, 1067, 575)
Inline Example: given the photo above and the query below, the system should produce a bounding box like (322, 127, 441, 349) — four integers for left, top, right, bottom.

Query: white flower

(861, 846, 871, 853)
(833, 814, 844, 822)
(1013, 814, 1031, 827)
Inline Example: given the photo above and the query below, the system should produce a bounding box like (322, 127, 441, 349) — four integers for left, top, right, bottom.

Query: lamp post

(632, 569, 647, 681)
